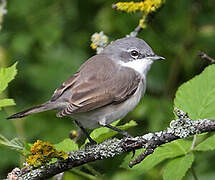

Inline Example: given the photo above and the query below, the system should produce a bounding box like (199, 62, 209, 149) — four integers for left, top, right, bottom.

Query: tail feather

(7, 102, 53, 120)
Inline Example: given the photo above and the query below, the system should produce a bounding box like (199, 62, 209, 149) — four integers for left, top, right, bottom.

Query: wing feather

(53, 54, 141, 117)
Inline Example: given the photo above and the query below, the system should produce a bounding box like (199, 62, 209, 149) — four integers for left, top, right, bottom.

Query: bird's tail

(7, 102, 54, 120)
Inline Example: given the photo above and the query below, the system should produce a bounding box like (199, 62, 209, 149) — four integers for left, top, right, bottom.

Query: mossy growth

(26, 140, 68, 167)
(114, 0, 165, 29)
(114, 0, 165, 14)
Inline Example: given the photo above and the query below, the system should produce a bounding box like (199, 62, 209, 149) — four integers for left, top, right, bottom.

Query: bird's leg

(74, 120, 97, 144)
(100, 123, 135, 156)
(102, 124, 132, 137)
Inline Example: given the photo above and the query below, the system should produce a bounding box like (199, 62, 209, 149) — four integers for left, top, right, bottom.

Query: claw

(85, 141, 98, 150)
(131, 149, 136, 158)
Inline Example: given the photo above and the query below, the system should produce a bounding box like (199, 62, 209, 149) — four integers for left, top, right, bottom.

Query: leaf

(163, 153, 194, 180)
(195, 134, 215, 151)
(87, 120, 137, 144)
(21, 143, 32, 156)
(174, 65, 215, 120)
(0, 134, 24, 151)
(0, 98, 15, 108)
(0, 62, 18, 94)
(55, 138, 78, 152)
(89, 120, 121, 141)
(0, 63, 17, 110)
(121, 139, 192, 172)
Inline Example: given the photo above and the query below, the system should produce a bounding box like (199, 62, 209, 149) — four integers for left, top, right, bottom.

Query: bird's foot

(84, 139, 98, 149)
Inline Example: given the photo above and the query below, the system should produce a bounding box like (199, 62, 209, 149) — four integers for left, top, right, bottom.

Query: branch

(198, 51, 215, 64)
(127, 24, 143, 37)
(7, 109, 215, 180)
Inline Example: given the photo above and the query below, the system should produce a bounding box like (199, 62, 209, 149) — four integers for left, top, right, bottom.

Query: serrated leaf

(0, 98, 15, 108)
(121, 139, 192, 172)
(55, 138, 78, 152)
(0, 62, 17, 94)
(87, 120, 137, 144)
(0, 134, 24, 151)
(163, 153, 194, 180)
(195, 134, 215, 151)
(174, 65, 215, 120)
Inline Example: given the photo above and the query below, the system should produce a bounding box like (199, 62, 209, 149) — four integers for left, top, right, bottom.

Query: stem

(190, 135, 197, 150)
(84, 164, 102, 177)
(190, 167, 198, 180)
(70, 168, 97, 180)
(198, 51, 215, 63)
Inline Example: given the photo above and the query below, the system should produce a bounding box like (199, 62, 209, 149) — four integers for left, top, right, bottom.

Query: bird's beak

(151, 55, 165, 61)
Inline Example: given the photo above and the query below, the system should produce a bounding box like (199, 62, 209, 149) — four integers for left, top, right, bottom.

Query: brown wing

(50, 72, 79, 101)
(53, 54, 141, 117)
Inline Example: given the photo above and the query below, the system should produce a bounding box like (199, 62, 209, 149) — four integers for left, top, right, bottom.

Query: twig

(112, 4, 143, 37)
(6, 109, 215, 180)
(129, 148, 154, 168)
(190, 135, 197, 150)
(190, 167, 198, 180)
(127, 25, 143, 37)
(198, 51, 215, 64)
(84, 164, 102, 177)
(70, 169, 97, 180)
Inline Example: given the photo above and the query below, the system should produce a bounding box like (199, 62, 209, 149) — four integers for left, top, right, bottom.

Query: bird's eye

(130, 50, 139, 58)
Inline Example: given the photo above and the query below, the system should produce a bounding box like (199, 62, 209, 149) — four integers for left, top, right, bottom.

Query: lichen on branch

(113, 0, 165, 36)
(113, 0, 165, 14)
(26, 140, 68, 167)
(90, 31, 109, 54)
(7, 109, 215, 180)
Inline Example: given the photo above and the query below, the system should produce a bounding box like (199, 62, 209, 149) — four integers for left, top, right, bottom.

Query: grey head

(101, 37, 165, 76)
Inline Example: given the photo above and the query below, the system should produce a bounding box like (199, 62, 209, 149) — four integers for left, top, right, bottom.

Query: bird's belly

(72, 82, 145, 129)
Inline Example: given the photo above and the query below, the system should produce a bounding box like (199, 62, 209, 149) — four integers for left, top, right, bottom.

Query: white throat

(119, 58, 153, 77)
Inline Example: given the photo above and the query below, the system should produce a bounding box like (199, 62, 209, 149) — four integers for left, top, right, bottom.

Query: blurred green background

(0, 0, 215, 179)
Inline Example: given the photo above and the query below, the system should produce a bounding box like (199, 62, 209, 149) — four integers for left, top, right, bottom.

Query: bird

(7, 37, 165, 144)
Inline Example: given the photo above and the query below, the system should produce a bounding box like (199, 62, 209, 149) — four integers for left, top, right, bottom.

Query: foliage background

(0, 0, 215, 179)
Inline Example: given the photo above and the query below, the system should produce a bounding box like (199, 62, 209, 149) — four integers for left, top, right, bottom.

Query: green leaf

(174, 65, 215, 120)
(163, 153, 194, 180)
(87, 120, 137, 144)
(89, 120, 121, 142)
(0, 62, 17, 94)
(21, 143, 32, 156)
(55, 138, 78, 152)
(0, 98, 15, 108)
(121, 139, 192, 171)
(0, 134, 24, 151)
(195, 134, 215, 151)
